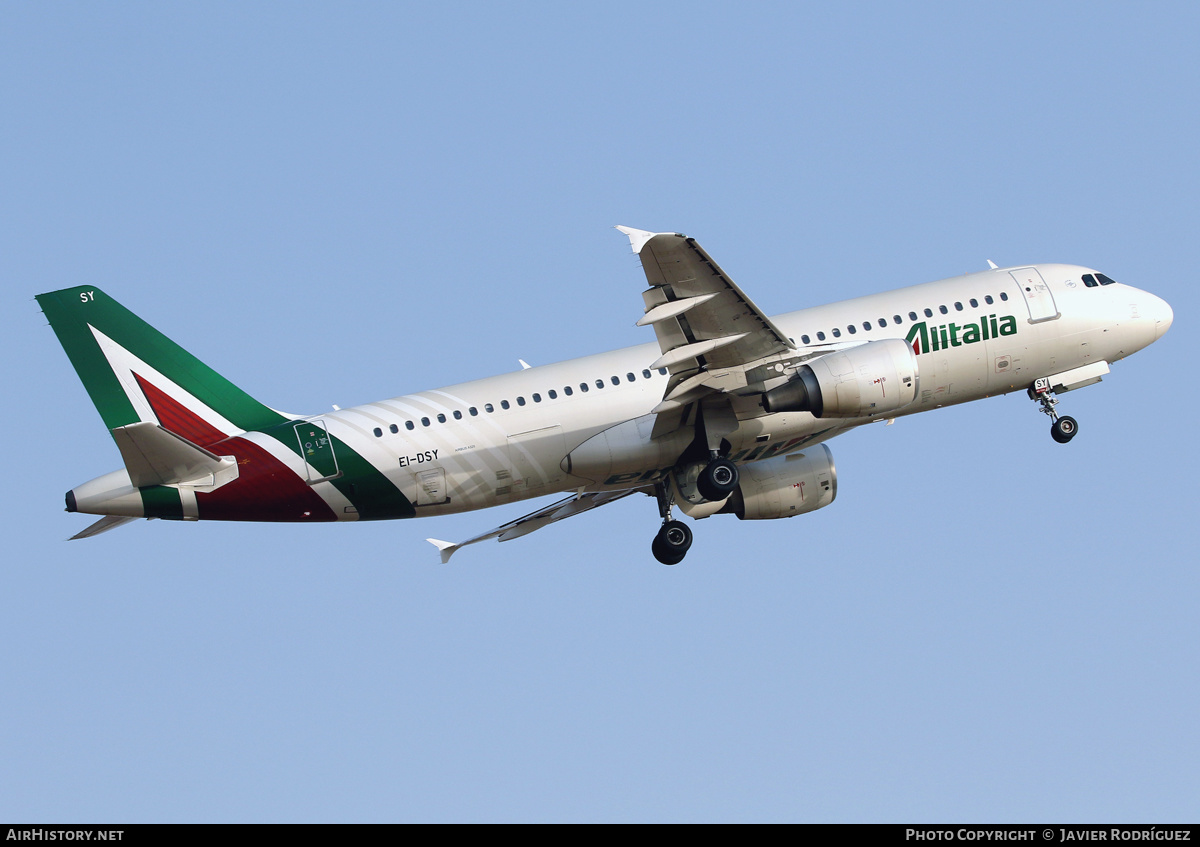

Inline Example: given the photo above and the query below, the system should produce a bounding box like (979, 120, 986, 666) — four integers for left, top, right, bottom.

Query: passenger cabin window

(373, 427, 382, 437)
(970, 298, 978, 308)
(801, 334, 811, 344)
(517, 396, 526, 406)
(580, 383, 589, 393)
(817, 331, 826, 341)
(437, 413, 446, 423)
(939, 305, 948, 314)
(453, 410, 462, 419)
(954, 302, 963, 311)
(893, 315, 902, 325)
(862, 321, 871, 331)
(642, 369, 652, 379)
(485, 403, 494, 413)
(832, 328, 841, 338)
(924, 308, 933, 317)
(469, 407, 478, 416)
(564, 386, 573, 396)
(501, 400, 510, 410)
(406, 421, 415, 430)
(532, 393, 541, 403)
(595, 379, 604, 389)
(909, 311, 918, 321)
(611, 376, 620, 386)
(1000, 292, 1009, 301)
(390, 424, 398, 433)
(985, 295, 994, 305)
(847, 325, 857, 334)
(658, 368, 667, 375)
(421, 417, 430, 427)
(626, 373, 635, 383)
(548, 390, 557, 399)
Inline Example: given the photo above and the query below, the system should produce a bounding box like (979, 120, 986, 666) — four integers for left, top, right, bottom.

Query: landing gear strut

(651, 483, 693, 565)
(1029, 377, 1078, 444)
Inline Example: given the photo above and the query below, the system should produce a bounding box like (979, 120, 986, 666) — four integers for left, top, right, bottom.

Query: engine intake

(763, 338, 919, 418)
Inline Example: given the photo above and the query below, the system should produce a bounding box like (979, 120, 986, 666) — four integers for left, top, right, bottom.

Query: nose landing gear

(1030, 377, 1078, 443)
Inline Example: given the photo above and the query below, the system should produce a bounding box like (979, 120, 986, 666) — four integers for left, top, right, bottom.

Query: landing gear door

(293, 420, 342, 484)
(1011, 268, 1060, 324)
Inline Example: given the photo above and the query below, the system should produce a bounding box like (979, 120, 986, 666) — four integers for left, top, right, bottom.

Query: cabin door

(1010, 268, 1059, 324)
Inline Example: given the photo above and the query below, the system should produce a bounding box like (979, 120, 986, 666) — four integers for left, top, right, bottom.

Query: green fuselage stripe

(260, 420, 415, 520)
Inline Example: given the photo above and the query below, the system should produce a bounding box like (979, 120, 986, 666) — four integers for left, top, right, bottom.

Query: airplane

(36, 226, 1173, 564)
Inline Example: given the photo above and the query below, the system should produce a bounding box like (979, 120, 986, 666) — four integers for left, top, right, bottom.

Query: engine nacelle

(763, 338, 919, 418)
(718, 444, 837, 520)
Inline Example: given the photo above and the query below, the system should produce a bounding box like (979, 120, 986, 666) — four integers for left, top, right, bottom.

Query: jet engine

(718, 444, 837, 520)
(763, 338, 919, 418)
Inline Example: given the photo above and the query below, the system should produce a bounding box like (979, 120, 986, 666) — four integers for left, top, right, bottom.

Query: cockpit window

(1084, 272, 1118, 287)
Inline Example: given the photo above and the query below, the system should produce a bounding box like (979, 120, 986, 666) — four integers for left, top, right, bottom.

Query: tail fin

(36, 286, 287, 448)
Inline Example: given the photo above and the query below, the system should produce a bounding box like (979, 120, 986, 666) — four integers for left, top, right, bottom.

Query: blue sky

(2, 2, 1197, 822)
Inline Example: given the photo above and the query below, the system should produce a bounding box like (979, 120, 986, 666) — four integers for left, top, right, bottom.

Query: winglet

(987, 259, 999, 270)
(426, 538, 458, 564)
(615, 225, 668, 255)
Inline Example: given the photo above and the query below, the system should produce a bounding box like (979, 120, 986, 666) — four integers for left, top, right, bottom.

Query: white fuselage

(314, 263, 1171, 519)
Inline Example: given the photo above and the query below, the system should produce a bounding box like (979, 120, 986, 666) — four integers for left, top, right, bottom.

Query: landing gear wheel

(1051, 415, 1078, 444)
(697, 458, 739, 502)
(651, 520, 692, 565)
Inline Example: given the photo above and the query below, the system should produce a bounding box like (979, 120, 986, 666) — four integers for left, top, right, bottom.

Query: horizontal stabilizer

(112, 421, 238, 488)
(69, 515, 138, 540)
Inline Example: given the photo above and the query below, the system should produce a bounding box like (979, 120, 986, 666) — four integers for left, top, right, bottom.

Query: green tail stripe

(36, 286, 287, 433)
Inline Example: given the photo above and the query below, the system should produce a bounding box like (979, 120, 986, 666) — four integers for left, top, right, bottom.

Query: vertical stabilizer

(36, 286, 287, 447)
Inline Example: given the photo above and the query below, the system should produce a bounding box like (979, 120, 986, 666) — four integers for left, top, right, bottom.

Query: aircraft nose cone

(1148, 294, 1174, 340)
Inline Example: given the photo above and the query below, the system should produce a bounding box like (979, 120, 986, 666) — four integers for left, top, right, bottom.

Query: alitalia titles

(905, 313, 1017, 355)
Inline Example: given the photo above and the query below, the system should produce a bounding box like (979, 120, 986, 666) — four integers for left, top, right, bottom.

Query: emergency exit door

(293, 420, 342, 484)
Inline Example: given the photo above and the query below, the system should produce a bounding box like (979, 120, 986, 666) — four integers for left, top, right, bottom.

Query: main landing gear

(649, 456, 738, 565)
(1029, 377, 1078, 444)
(651, 482, 693, 565)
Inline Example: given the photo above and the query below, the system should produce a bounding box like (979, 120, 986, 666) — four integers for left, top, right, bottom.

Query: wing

(426, 488, 648, 563)
(617, 226, 795, 438)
